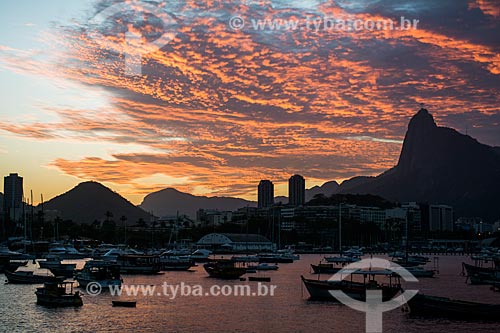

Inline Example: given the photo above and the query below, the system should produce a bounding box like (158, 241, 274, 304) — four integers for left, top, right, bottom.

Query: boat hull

(203, 262, 247, 279)
(5, 270, 55, 284)
(301, 276, 400, 302)
(408, 293, 500, 321)
(35, 292, 83, 307)
(311, 264, 341, 274)
(462, 262, 500, 285)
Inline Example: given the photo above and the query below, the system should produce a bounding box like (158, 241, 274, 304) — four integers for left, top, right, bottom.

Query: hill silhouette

(41, 181, 152, 224)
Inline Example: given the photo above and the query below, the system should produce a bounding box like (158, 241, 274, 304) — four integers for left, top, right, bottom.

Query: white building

(197, 233, 274, 251)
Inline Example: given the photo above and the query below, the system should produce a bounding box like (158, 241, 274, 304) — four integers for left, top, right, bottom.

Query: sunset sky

(0, 0, 499, 205)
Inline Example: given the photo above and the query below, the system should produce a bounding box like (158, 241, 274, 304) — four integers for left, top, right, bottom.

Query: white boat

(100, 248, 143, 262)
(247, 263, 278, 271)
(190, 249, 212, 262)
(0, 246, 34, 260)
(324, 256, 360, 264)
(48, 246, 85, 260)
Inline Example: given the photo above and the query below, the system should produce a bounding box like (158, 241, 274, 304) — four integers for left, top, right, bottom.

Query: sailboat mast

(339, 203, 342, 255)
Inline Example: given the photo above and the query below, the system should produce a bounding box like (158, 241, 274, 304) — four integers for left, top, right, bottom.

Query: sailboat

(319, 203, 360, 272)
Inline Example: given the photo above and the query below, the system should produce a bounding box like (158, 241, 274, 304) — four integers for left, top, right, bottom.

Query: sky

(0, 0, 499, 205)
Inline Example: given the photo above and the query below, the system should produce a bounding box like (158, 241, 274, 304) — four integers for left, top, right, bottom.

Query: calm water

(1, 255, 499, 333)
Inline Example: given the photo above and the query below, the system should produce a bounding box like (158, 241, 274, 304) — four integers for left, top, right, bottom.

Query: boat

(99, 248, 144, 262)
(407, 293, 500, 321)
(112, 300, 137, 307)
(397, 266, 435, 278)
(462, 262, 500, 284)
(320, 255, 360, 273)
(75, 260, 122, 288)
(47, 245, 86, 260)
(0, 255, 27, 273)
(231, 255, 259, 262)
(323, 256, 360, 264)
(116, 255, 161, 274)
(35, 280, 83, 307)
(248, 276, 271, 282)
(0, 246, 34, 260)
(247, 263, 279, 271)
(39, 258, 76, 278)
(301, 270, 402, 302)
(257, 253, 294, 263)
(203, 260, 247, 279)
(159, 252, 194, 271)
(189, 249, 212, 262)
(5, 270, 56, 284)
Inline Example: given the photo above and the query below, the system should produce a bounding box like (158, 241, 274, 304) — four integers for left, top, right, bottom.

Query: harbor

(1, 252, 499, 332)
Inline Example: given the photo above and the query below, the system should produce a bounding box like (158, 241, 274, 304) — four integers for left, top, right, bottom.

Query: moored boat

(116, 255, 161, 274)
(35, 280, 83, 307)
(112, 300, 136, 307)
(75, 260, 122, 288)
(203, 260, 247, 279)
(313, 256, 359, 274)
(462, 262, 500, 285)
(247, 263, 278, 271)
(5, 270, 56, 284)
(258, 253, 294, 263)
(189, 249, 212, 262)
(39, 259, 76, 278)
(407, 293, 500, 321)
(159, 252, 194, 271)
(301, 270, 402, 302)
(0, 255, 27, 273)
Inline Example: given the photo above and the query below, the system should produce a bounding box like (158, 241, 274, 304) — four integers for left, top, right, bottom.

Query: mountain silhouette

(339, 108, 500, 221)
(41, 181, 152, 224)
(139, 188, 256, 218)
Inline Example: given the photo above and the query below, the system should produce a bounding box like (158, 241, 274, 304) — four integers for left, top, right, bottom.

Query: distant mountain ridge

(139, 188, 256, 218)
(40, 181, 152, 224)
(338, 108, 500, 221)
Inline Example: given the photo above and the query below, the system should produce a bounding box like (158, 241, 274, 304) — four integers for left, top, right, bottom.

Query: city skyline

(1, 1, 499, 205)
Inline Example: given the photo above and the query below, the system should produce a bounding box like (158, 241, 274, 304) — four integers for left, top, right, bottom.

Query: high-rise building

(288, 174, 305, 206)
(258, 180, 274, 208)
(428, 204, 454, 232)
(3, 173, 23, 222)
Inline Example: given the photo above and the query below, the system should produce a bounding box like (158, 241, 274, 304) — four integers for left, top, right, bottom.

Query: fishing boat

(5, 270, 56, 284)
(35, 280, 83, 307)
(112, 300, 137, 307)
(159, 252, 194, 271)
(407, 293, 500, 321)
(203, 260, 247, 279)
(301, 270, 402, 302)
(39, 258, 76, 278)
(247, 263, 279, 271)
(116, 255, 161, 274)
(75, 260, 122, 288)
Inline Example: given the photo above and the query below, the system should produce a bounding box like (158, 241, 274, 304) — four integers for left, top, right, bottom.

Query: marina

(1, 254, 499, 332)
